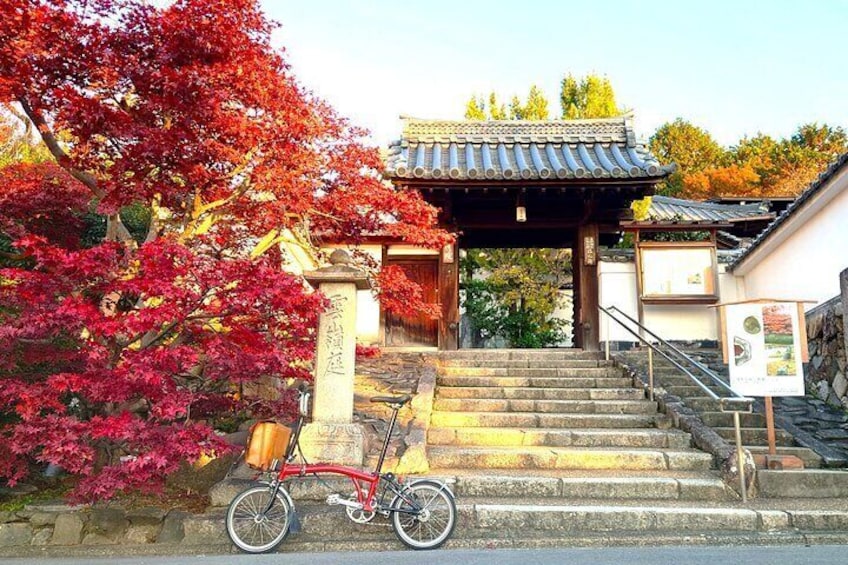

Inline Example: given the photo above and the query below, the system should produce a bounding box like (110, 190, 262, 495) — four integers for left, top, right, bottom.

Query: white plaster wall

(320, 244, 383, 345)
(599, 261, 641, 342)
(599, 261, 743, 342)
(740, 185, 848, 309)
(551, 290, 575, 348)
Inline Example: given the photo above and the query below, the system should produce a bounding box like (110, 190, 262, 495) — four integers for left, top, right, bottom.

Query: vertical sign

(724, 301, 805, 396)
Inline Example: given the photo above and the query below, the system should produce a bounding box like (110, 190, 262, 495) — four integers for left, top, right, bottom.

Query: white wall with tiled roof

(733, 161, 848, 308)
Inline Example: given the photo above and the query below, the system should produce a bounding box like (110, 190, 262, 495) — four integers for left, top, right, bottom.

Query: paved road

(1, 546, 845, 565)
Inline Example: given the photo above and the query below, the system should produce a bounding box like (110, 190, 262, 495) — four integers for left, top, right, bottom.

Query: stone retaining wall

(352, 352, 437, 473)
(0, 503, 177, 548)
(806, 296, 848, 409)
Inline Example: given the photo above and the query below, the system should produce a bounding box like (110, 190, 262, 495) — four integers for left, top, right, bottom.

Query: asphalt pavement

(1, 545, 845, 565)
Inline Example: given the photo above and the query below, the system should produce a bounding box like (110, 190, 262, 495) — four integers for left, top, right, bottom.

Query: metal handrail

(603, 305, 742, 400)
(599, 304, 753, 503)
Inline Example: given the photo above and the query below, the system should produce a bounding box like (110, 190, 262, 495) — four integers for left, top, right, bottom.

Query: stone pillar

(300, 250, 370, 465)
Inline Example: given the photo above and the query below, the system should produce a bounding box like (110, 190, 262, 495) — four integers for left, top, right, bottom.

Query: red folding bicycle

(225, 384, 457, 553)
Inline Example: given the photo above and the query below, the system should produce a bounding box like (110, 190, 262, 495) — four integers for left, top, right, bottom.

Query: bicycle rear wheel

(226, 485, 293, 553)
(390, 479, 456, 550)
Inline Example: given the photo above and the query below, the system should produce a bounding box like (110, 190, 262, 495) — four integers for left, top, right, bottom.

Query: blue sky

(265, 0, 848, 147)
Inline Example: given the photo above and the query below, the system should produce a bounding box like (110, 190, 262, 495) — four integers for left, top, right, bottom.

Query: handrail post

(733, 410, 748, 504)
(647, 345, 654, 402)
(604, 312, 610, 362)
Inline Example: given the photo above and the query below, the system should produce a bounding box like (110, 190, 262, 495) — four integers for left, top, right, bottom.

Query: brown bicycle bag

(244, 421, 291, 471)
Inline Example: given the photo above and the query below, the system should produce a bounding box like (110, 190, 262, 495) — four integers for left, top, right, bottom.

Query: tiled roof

(729, 151, 848, 271)
(648, 196, 775, 224)
(386, 116, 672, 182)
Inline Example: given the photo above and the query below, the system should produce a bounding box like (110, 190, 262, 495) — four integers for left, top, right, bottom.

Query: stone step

(746, 446, 823, 468)
(701, 411, 767, 428)
(712, 427, 796, 446)
(193, 481, 848, 551)
(433, 398, 659, 415)
(428, 427, 692, 449)
(654, 374, 732, 388)
(210, 470, 731, 507)
(440, 367, 622, 378)
(437, 376, 635, 389)
(664, 385, 730, 398)
(430, 411, 672, 429)
(441, 349, 603, 361)
(441, 359, 616, 369)
(758, 469, 848, 498)
(182, 499, 848, 551)
(210, 469, 738, 506)
(439, 471, 732, 502)
(436, 386, 645, 401)
(427, 446, 714, 471)
(468, 500, 848, 534)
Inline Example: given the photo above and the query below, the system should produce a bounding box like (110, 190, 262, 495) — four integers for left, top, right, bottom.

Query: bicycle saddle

(370, 394, 412, 406)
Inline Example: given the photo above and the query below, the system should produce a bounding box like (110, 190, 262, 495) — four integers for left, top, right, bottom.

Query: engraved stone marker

(301, 250, 370, 465)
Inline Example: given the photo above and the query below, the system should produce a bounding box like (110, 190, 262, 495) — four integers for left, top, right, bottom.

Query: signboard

(637, 243, 718, 301)
(724, 301, 805, 397)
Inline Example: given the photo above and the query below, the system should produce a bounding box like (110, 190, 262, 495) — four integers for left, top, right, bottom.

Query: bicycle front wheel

(390, 479, 456, 550)
(226, 485, 293, 553)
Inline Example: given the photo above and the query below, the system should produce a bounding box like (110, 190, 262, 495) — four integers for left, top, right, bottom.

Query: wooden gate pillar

(439, 243, 459, 350)
(574, 223, 600, 351)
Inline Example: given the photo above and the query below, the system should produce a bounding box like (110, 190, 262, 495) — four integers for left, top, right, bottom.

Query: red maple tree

(0, 0, 450, 501)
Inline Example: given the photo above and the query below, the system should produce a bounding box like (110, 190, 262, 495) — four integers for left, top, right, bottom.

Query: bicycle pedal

(326, 494, 341, 505)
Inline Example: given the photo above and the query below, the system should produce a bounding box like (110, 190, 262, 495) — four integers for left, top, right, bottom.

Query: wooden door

(384, 258, 439, 347)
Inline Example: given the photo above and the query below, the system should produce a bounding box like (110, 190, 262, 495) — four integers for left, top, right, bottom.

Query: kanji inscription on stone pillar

(301, 250, 370, 464)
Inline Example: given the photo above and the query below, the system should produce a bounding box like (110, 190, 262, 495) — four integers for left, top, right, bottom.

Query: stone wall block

(181, 514, 228, 545)
(834, 372, 848, 400)
(126, 506, 167, 526)
(125, 524, 160, 544)
(31, 527, 52, 545)
(50, 513, 85, 545)
(90, 507, 129, 539)
(28, 512, 57, 528)
(155, 510, 187, 544)
(82, 532, 115, 545)
(806, 294, 847, 400)
(0, 523, 33, 546)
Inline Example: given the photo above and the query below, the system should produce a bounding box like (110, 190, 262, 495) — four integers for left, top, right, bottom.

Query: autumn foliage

(651, 119, 848, 199)
(0, 0, 449, 501)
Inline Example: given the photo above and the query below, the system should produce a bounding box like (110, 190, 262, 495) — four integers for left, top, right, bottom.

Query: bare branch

(18, 96, 103, 198)
(18, 96, 135, 244)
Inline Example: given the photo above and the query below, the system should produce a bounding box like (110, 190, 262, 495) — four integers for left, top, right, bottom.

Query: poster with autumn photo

(724, 301, 805, 397)
(762, 304, 797, 377)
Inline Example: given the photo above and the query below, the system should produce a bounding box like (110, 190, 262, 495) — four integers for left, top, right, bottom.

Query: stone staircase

(622, 349, 827, 468)
(616, 347, 848, 501)
(428, 350, 711, 473)
(101, 348, 848, 555)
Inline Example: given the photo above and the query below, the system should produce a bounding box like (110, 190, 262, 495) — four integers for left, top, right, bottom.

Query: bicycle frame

(273, 388, 408, 514)
(227, 386, 458, 553)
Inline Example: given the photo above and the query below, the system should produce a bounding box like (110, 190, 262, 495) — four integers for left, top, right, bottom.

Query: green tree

(510, 85, 550, 120)
(489, 92, 508, 120)
(792, 122, 848, 155)
(559, 73, 621, 119)
(464, 95, 486, 120)
(465, 87, 550, 121)
(462, 249, 571, 348)
(649, 118, 727, 196)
